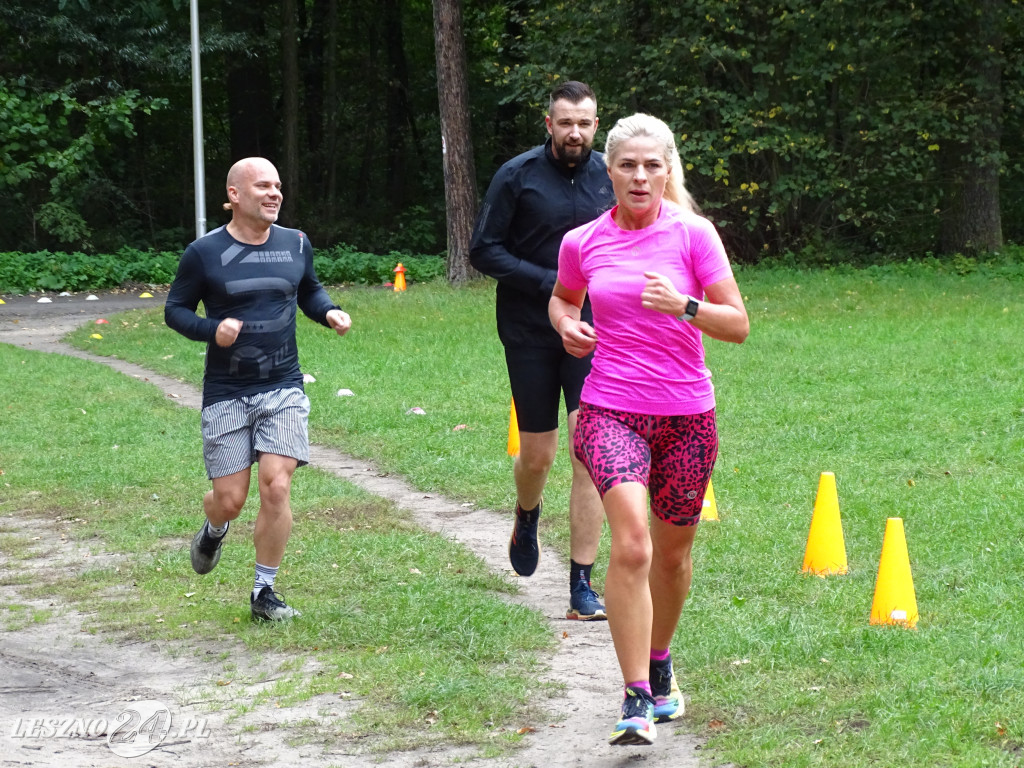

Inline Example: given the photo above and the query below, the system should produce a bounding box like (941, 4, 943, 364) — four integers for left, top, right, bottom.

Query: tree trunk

(939, 0, 1004, 254)
(432, 0, 478, 283)
(281, 0, 300, 225)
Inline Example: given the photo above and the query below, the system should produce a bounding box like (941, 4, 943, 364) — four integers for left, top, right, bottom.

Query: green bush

(0, 247, 447, 293)
(314, 245, 446, 286)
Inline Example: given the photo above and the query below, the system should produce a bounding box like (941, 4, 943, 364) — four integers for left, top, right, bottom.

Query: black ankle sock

(570, 559, 593, 587)
(517, 502, 540, 517)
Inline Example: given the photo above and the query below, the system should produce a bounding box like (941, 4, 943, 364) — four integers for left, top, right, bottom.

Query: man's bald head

(224, 157, 280, 211)
(222, 157, 283, 240)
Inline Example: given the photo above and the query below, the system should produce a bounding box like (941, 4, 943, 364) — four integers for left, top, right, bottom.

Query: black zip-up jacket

(470, 139, 614, 349)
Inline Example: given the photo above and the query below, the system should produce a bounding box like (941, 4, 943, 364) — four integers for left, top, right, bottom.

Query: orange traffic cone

(870, 517, 919, 628)
(393, 263, 407, 291)
(701, 479, 719, 521)
(507, 399, 520, 457)
(802, 471, 848, 576)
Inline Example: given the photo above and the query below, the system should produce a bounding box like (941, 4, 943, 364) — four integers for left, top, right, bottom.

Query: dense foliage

(1, 0, 1021, 263)
(0, 248, 445, 294)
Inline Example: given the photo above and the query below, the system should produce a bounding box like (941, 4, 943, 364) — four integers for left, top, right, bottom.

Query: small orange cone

(507, 399, 520, 457)
(802, 471, 848, 576)
(393, 263, 407, 291)
(701, 479, 719, 521)
(870, 517, 919, 628)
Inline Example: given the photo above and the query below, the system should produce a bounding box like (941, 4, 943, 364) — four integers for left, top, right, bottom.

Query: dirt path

(0, 291, 709, 768)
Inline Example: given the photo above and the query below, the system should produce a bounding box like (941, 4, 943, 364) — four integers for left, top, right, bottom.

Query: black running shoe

(190, 520, 228, 575)
(250, 586, 302, 622)
(508, 502, 541, 576)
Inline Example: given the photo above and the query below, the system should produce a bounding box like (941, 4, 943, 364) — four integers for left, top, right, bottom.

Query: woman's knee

(651, 531, 695, 574)
(611, 531, 653, 572)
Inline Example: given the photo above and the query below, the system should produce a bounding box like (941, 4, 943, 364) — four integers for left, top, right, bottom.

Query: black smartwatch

(677, 296, 700, 322)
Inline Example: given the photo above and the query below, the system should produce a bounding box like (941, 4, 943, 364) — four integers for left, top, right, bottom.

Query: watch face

(686, 299, 699, 318)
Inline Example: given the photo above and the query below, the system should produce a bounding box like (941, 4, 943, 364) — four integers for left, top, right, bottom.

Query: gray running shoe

(190, 520, 228, 575)
(250, 586, 302, 622)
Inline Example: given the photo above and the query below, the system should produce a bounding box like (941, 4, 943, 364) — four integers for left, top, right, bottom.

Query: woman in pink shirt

(550, 113, 749, 746)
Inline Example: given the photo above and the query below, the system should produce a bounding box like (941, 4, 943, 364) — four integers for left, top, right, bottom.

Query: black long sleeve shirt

(165, 224, 339, 407)
(470, 139, 614, 349)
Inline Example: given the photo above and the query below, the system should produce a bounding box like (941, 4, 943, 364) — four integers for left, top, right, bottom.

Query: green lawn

(0, 338, 551, 755)
(5, 262, 1024, 767)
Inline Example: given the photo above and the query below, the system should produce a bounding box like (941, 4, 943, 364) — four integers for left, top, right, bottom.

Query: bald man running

(165, 157, 352, 622)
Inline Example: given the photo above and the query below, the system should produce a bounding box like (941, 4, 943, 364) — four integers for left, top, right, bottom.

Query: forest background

(1, 0, 1021, 271)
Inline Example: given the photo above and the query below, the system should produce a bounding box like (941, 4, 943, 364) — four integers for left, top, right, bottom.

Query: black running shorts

(504, 346, 592, 433)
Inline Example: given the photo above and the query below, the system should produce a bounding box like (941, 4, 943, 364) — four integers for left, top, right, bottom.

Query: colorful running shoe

(650, 656, 685, 722)
(609, 687, 657, 746)
(508, 502, 541, 576)
(566, 579, 607, 620)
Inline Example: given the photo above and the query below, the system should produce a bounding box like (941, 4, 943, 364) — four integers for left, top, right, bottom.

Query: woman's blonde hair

(603, 113, 697, 214)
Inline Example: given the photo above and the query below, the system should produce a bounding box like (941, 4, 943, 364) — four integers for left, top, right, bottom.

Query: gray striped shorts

(201, 387, 310, 479)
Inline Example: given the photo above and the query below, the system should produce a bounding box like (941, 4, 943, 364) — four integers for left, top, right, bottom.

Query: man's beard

(555, 139, 590, 166)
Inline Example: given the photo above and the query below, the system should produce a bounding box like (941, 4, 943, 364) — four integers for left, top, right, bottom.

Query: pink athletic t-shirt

(558, 203, 734, 416)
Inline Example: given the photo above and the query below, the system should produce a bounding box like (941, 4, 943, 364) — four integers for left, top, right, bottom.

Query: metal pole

(190, 0, 207, 238)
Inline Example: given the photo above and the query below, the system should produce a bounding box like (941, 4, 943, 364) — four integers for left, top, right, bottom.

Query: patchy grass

(56, 266, 1024, 768)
